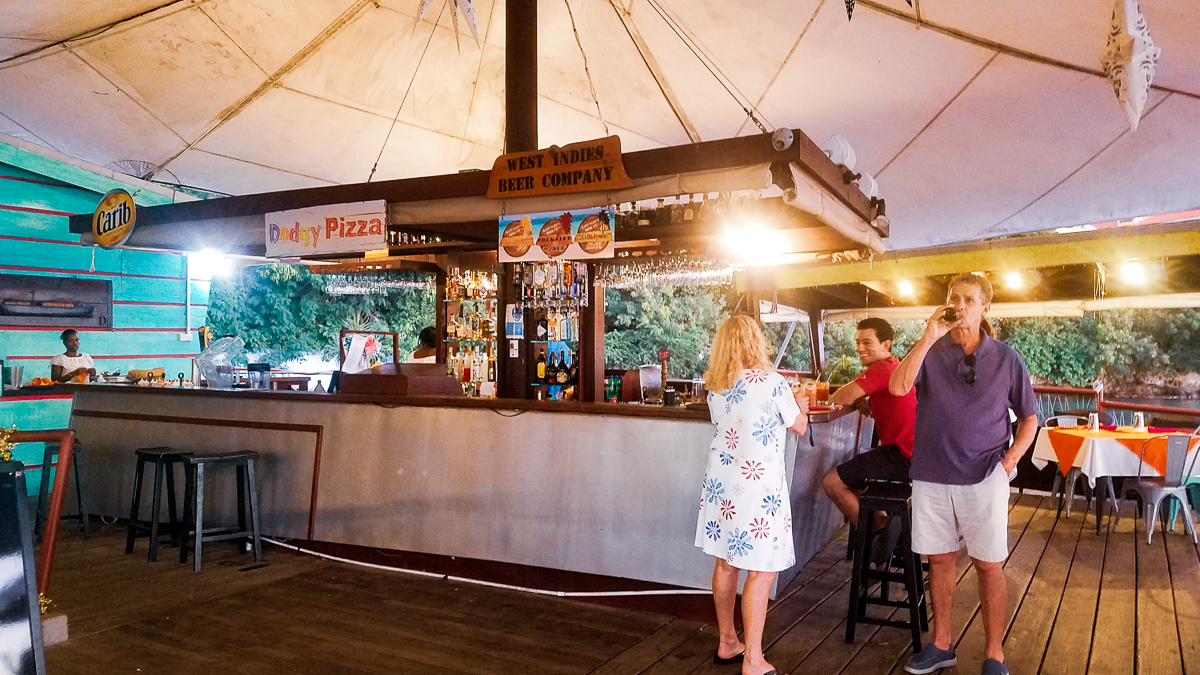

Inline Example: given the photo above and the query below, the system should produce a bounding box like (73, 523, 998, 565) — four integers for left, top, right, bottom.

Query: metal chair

(1114, 434, 1200, 544)
(1045, 415, 1119, 533)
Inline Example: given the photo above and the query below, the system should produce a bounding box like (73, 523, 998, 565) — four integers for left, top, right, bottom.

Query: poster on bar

(265, 200, 387, 257)
(498, 206, 615, 262)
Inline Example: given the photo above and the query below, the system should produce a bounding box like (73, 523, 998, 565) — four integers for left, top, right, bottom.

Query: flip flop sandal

(713, 650, 745, 665)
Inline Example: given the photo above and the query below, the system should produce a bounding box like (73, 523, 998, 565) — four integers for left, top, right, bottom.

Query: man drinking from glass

(889, 273, 1038, 675)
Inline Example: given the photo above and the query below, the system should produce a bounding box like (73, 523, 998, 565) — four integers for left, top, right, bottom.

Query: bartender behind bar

(50, 328, 96, 383)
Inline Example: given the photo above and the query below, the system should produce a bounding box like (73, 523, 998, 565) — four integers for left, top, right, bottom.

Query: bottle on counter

(670, 196, 684, 225)
(653, 198, 669, 227)
(536, 351, 547, 383)
(683, 194, 696, 222)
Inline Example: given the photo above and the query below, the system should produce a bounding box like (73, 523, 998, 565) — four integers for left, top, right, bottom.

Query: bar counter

(67, 383, 870, 592)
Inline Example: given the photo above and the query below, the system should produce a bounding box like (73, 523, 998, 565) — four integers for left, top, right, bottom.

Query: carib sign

(264, 200, 387, 257)
(92, 188, 137, 249)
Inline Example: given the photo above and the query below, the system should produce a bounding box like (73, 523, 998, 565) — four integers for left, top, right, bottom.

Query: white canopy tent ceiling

(1, 0, 1198, 251)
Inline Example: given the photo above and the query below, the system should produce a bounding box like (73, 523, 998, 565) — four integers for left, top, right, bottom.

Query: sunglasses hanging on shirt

(963, 353, 977, 385)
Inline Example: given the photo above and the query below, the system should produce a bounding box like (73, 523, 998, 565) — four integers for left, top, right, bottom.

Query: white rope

(262, 537, 709, 597)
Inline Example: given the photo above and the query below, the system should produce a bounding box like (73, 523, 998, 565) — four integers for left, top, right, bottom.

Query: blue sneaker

(905, 643, 957, 674)
(982, 658, 1009, 675)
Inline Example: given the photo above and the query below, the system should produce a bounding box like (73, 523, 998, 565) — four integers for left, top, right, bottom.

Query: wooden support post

(808, 308, 825, 377)
(505, 0, 537, 153)
(434, 266, 447, 364)
(580, 266, 604, 402)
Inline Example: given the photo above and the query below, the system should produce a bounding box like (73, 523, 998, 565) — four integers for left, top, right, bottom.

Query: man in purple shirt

(889, 273, 1038, 675)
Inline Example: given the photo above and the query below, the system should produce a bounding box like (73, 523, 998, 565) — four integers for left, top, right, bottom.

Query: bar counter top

(65, 382, 850, 423)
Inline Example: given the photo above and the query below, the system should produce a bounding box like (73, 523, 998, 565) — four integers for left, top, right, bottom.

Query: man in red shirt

(822, 318, 917, 551)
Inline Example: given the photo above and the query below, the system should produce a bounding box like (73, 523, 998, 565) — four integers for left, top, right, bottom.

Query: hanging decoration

(845, 0, 855, 21)
(416, 0, 479, 50)
(1100, 0, 1161, 133)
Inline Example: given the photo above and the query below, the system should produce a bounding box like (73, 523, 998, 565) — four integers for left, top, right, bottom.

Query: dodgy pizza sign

(264, 200, 387, 257)
(488, 136, 633, 199)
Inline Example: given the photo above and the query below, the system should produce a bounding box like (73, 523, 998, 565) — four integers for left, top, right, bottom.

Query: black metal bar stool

(179, 450, 262, 572)
(125, 446, 190, 561)
(846, 480, 928, 652)
(36, 438, 90, 540)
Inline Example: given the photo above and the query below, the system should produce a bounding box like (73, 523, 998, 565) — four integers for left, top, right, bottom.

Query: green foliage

(604, 286, 734, 378)
(992, 317, 1099, 387)
(762, 321, 812, 372)
(206, 265, 435, 366)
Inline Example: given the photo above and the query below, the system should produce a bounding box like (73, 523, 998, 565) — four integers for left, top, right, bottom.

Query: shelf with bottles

(447, 342, 497, 398)
(445, 268, 498, 301)
(609, 193, 791, 243)
(531, 345, 580, 401)
(510, 261, 589, 310)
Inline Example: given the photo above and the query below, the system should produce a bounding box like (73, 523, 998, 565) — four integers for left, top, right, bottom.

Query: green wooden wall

(0, 141, 208, 494)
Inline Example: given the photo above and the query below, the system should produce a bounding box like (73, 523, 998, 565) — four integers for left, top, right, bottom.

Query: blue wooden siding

(0, 141, 209, 494)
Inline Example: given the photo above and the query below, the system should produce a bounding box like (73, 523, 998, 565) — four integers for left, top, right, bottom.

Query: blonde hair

(704, 315, 772, 392)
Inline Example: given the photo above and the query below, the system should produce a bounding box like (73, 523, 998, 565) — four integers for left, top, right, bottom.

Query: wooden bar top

(67, 383, 852, 424)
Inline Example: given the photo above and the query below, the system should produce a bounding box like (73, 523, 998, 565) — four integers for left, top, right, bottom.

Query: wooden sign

(92, 188, 136, 249)
(488, 136, 633, 199)
(265, 200, 386, 257)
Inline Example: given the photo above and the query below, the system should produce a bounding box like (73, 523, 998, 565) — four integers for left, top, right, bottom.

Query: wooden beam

(769, 220, 1200, 290)
(68, 130, 874, 233)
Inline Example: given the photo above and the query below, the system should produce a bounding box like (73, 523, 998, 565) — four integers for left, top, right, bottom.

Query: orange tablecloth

(1040, 427, 1198, 478)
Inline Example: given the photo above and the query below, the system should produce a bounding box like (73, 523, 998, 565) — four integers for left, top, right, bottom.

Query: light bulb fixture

(724, 222, 786, 260)
(897, 279, 914, 296)
(188, 249, 230, 280)
(1121, 261, 1146, 284)
(1005, 271, 1023, 289)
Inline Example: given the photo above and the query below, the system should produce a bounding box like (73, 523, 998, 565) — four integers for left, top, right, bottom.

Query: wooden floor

(42, 492, 1200, 674)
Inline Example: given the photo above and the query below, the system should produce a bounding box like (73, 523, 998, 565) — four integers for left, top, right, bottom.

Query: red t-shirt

(855, 356, 917, 459)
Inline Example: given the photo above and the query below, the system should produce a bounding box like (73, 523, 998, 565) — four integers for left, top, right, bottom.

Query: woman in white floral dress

(696, 315, 808, 675)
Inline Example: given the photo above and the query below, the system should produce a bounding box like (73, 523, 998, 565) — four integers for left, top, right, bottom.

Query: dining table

(1030, 424, 1200, 530)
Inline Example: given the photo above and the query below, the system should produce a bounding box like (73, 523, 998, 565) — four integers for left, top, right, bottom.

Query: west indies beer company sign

(488, 136, 633, 199)
(499, 206, 614, 262)
(265, 200, 387, 257)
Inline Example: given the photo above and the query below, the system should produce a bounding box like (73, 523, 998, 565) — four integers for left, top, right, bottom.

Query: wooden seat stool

(125, 446, 191, 562)
(179, 450, 262, 572)
(35, 438, 90, 540)
(846, 480, 929, 652)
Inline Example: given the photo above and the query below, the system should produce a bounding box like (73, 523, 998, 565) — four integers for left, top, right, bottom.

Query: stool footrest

(857, 598, 916, 610)
(854, 617, 924, 631)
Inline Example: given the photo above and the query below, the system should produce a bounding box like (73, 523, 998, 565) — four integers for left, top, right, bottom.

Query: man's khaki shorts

(911, 463, 1010, 563)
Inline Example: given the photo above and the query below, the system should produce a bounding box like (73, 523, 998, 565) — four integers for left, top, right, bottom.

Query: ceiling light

(1121, 261, 1146, 284)
(897, 280, 914, 296)
(188, 250, 230, 280)
(724, 223, 786, 259)
(1005, 272, 1023, 289)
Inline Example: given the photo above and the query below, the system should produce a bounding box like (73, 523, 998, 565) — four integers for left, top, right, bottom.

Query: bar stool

(846, 480, 928, 652)
(179, 451, 262, 572)
(35, 438, 90, 541)
(125, 447, 190, 562)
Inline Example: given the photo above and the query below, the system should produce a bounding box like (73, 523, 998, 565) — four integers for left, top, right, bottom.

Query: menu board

(498, 206, 615, 262)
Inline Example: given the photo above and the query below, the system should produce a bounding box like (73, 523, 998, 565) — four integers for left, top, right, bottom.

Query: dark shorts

(836, 444, 912, 490)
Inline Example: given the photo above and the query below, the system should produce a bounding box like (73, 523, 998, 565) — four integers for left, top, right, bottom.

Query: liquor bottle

(533, 263, 546, 302)
(683, 194, 695, 222)
(561, 261, 573, 298)
(636, 201, 652, 228)
(567, 349, 579, 386)
(577, 263, 589, 307)
(548, 261, 559, 300)
(536, 351, 547, 383)
(536, 315, 548, 340)
(654, 198, 669, 227)
(555, 351, 569, 385)
(547, 309, 558, 341)
(546, 351, 558, 387)
(487, 345, 496, 383)
(461, 349, 472, 383)
(447, 268, 458, 299)
(670, 196, 684, 225)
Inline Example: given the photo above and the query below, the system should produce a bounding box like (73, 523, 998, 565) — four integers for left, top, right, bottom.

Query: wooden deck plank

(1164, 527, 1200, 675)
(587, 619, 706, 675)
(1135, 517, 1184, 675)
(1038, 507, 1109, 675)
(1088, 503, 1137, 675)
(1002, 504, 1088, 674)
